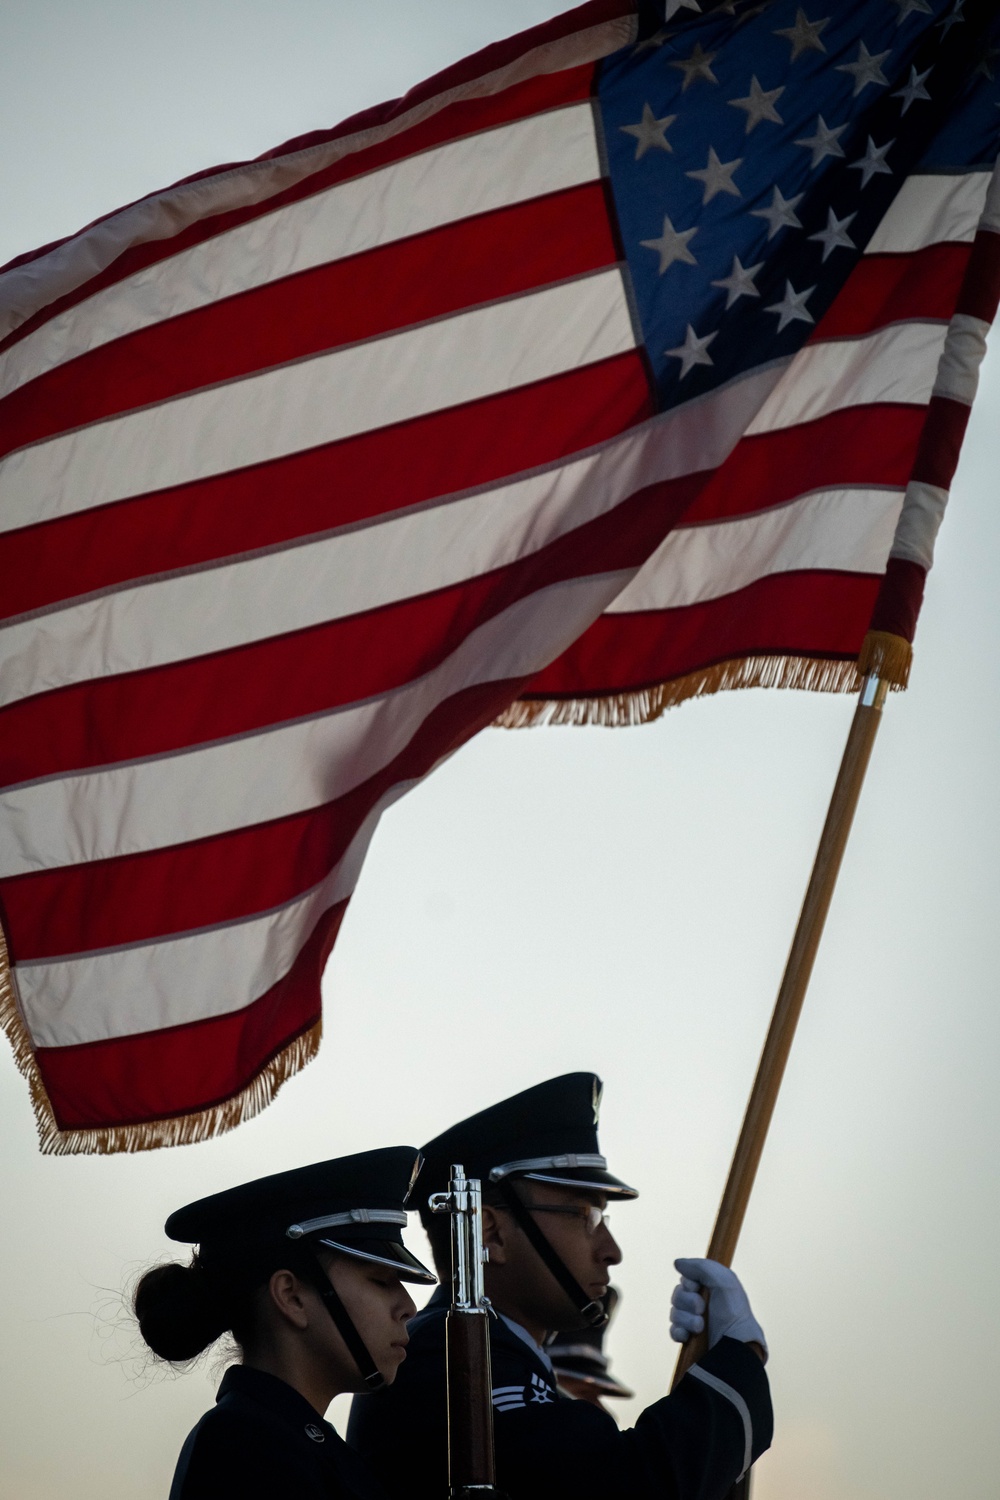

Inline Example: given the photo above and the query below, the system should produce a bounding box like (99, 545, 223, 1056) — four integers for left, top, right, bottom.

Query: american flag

(1, 0, 997, 1151)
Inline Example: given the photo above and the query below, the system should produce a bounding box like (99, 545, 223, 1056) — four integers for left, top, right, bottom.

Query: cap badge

(592, 1078, 603, 1125)
(405, 1151, 424, 1205)
(304, 1423, 326, 1443)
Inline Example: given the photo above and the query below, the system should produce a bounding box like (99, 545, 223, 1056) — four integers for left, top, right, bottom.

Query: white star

(711, 254, 763, 308)
(670, 43, 719, 91)
(664, 0, 701, 17)
(809, 207, 857, 260)
(665, 324, 717, 378)
(774, 9, 829, 61)
(893, 64, 932, 114)
(766, 280, 816, 332)
(640, 215, 699, 274)
(620, 103, 677, 160)
(686, 147, 743, 204)
(938, 1, 965, 37)
(850, 135, 894, 188)
(794, 114, 848, 167)
(729, 75, 785, 133)
(888, 0, 932, 22)
(750, 185, 804, 239)
(836, 41, 891, 97)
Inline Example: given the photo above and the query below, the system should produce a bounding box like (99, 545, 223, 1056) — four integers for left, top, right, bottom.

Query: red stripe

(0, 477, 702, 959)
(812, 243, 971, 341)
(868, 557, 925, 641)
(0, 185, 616, 462)
(34, 898, 347, 1131)
(908, 393, 970, 488)
(955, 228, 1000, 322)
(0, 351, 649, 623)
(518, 570, 881, 700)
(0, 65, 598, 356)
(307, 0, 626, 137)
(679, 403, 926, 527)
(2, 676, 522, 964)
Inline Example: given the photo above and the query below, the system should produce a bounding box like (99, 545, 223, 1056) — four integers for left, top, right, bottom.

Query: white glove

(670, 1258, 768, 1361)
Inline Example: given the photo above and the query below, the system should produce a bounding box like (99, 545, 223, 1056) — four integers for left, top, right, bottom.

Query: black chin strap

(304, 1254, 385, 1392)
(495, 1179, 607, 1328)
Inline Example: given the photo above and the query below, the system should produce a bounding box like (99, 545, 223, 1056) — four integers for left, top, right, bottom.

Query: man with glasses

(347, 1073, 773, 1499)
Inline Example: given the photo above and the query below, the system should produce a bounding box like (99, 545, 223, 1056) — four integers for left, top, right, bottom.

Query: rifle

(429, 1163, 498, 1498)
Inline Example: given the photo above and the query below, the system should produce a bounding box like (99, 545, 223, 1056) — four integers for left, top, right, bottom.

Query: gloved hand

(670, 1258, 768, 1360)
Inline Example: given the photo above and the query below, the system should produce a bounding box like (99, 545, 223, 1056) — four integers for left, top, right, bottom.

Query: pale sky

(1, 5, 998, 1500)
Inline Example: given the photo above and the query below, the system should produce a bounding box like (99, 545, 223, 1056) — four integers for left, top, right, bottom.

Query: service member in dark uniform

(133, 1146, 436, 1500)
(348, 1074, 773, 1500)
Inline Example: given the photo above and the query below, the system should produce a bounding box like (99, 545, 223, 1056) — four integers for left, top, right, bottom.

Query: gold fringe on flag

(856, 630, 913, 689)
(494, 651, 865, 729)
(0, 920, 321, 1155)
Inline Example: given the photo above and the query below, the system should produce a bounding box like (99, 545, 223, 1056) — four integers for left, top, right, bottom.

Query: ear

(481, 1204, 511, 1267)
(267, 1268, 312, 1330)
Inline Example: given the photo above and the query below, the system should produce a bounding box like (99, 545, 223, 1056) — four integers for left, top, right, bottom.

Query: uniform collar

(217, 1364, 335, 1430)
(498, 1314, 554, 1375)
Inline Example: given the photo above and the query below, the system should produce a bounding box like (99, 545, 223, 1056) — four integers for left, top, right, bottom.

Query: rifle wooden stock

(446, 1308, 495, 1493)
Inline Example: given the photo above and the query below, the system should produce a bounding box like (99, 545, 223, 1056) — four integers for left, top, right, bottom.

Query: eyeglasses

(526, 1203, 610, 1236)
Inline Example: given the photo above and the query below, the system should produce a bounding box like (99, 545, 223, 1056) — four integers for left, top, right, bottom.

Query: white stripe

(745, 321, 948, 436)
(687, 1365, 753, 1479)
(0, 361, 787, 710)
(864, 172, 990, 255)
(0, 269, 634, 534)
(606, 488, 903, 614)
(0, 568, 638, 875)
(12, 573, 632, 1047)
(0, 15, 635, 342)
(979, 156, 1000, 235)
(0, 105, 601, 404)
(931, 312, 991, 405)
(889, 479, 947, 569)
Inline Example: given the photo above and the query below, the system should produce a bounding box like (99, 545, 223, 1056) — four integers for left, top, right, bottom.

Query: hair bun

(134, 1259, 229, 1361)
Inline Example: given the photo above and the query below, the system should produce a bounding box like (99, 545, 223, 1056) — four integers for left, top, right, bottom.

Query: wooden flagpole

(673, 670, 890, 1388)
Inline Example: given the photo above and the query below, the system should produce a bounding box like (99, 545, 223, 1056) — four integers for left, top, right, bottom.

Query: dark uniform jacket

(169, 1365, 389, 1500)
(348, 1289, 772, 1500)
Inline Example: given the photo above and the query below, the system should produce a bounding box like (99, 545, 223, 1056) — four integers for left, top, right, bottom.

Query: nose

(598, 1223, 623, 1267)
(397, 1285, 417, 1322)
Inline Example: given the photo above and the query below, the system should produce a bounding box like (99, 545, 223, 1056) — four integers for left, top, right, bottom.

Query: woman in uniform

(133, 1145, 435, 1500)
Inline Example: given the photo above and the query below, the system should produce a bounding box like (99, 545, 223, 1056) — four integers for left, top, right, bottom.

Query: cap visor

(522, 1168, 638, 1199)
(317, 1237, 436, 1284)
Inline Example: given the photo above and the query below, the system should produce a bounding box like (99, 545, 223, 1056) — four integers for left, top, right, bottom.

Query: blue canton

(597, 0, 1000, 412)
